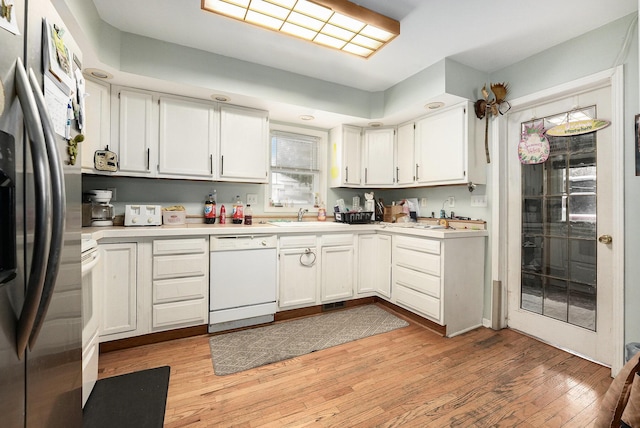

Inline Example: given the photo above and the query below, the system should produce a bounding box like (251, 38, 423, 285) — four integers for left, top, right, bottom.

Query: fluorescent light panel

(201, 0, 400, 58)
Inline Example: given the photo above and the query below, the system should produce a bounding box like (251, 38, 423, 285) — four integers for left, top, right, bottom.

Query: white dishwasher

(209, 235, 277, 333)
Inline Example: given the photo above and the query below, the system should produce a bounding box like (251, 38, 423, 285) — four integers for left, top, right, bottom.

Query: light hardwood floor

(97, 305, 613, 427)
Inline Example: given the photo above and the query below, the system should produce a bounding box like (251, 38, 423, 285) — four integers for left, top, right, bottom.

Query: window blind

(271, 131, 319, 171)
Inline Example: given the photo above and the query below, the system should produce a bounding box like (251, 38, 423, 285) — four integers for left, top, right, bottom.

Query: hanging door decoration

(518, 121, 550, 165)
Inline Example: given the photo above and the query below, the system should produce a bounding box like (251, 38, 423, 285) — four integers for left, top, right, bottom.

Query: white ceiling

(88, 0, 637, 126)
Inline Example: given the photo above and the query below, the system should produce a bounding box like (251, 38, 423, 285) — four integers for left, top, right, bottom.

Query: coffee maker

(84, 190, 115, 226)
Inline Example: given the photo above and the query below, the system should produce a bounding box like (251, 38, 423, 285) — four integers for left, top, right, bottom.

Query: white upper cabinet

(363, 127, 395, 186)
(218, 105, 269, 183)
(112, 88, 156, 175)
(414, 102, 485, 186)
(82, 79, 110, 173)
(329, 125, 362, 187)
(158, 96, 217, 179)
(396, 122, 415, 186)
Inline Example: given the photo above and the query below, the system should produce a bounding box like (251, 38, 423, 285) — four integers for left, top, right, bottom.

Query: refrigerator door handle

(26, 68, 67, 350)
(14, 58, 52, 359)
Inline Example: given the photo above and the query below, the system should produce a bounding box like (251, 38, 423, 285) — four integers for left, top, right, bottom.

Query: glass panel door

(520, 107, 597, 331)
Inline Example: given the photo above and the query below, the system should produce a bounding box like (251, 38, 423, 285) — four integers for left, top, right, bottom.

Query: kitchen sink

(267, 221, 349, 227)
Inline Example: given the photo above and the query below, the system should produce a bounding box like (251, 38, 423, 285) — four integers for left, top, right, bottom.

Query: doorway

(505, 80, 621, 368)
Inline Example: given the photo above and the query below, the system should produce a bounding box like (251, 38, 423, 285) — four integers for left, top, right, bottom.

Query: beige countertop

(82, 221, 488, 241)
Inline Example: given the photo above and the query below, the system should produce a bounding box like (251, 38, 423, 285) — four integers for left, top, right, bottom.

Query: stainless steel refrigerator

(0, 0, 82, 426)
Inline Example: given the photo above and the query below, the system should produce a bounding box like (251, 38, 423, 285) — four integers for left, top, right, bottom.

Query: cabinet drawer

(321, 234, 354, 247)
(279, 234, 316, 249)
(394, 235, 440, 255)
(153, 238, 207, 255)
(153, 276, 208, 304)
(152, 299, 207, 329)
(393, 265, 440, 299)
(394, 246, 440, 276)
(153, 254, 208, 279)
(395, 284, 441, 322)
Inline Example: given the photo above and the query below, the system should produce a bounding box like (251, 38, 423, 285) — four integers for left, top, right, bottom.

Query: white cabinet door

(114, 88, 156, 174)
(219, 105, 269, 182)
(82, 79, 110, 172)
(415, 104, 480, 186)
(100, 242, 137, 337)
(363, 128, 395, 186)
(374, 234, 392, 297)
(321, 245, 354, 302)
(278, 248, 318, 309)
(158, 96, 217, 178)
(396, 122, 415, 186)
(329, 125, 362, 187)
(358, 234, 391, 298)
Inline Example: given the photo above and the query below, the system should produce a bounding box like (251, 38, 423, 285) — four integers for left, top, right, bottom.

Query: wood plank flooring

(97, 305, 613, 427)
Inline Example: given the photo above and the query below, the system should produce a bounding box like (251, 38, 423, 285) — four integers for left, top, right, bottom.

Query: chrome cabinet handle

(396, 167, 399, 183)
(345, 166, 348, 182)
(416, 163, 420, 181)
(146, 148, 150, 171)
(210, 154, 213, 175)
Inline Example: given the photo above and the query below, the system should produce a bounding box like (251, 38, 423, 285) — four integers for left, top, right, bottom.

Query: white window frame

(264, 123, 327, 214)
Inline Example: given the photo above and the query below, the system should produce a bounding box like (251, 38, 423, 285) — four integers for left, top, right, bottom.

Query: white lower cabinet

(94, 230, 486, 341)
(391, 234, 485, 337)
(278, 235, 318, 310)
(357, 233, 391, 298)
(99, 237, 209, 342)
(99, 242, 138, 339)
(151, 238, 208, 331)
(320, 234, 355, 302)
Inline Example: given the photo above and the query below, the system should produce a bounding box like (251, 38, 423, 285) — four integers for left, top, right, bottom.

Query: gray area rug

(209, 305, 408, 376)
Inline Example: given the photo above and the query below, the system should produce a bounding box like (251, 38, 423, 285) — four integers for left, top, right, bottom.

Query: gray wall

(76, 1, 640, 346)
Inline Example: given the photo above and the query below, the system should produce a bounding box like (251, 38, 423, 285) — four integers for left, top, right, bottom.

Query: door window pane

(520, 106, 597, 331)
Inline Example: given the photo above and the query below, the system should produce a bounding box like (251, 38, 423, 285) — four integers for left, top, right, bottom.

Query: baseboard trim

(99, 297, 448, 353)
(100, 325, 208, 353)
(375, 299, 446, 336)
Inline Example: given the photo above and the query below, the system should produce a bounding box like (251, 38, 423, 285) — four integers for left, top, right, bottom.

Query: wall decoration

(518, 121, 549, 164)
(546, 118, 610, 136)
(474, 82, 511, 164)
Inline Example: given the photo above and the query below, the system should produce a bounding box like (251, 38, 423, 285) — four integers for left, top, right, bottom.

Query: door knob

(598, 235, 612, 244)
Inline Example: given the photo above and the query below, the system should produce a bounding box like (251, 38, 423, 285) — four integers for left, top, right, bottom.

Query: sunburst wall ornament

(518, 121, 549, 165)
(474, 82, 510, 163)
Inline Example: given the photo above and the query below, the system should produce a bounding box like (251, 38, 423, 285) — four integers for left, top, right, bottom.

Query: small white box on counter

(162, 210, 186, 226)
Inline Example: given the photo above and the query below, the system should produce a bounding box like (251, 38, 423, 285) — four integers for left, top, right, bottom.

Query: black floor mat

(83, 366, 170, 428)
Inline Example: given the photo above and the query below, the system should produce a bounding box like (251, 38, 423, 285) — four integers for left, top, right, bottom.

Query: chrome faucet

(297, 208, 308, 221)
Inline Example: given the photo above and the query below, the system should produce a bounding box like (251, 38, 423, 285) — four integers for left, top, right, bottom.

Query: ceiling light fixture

(85, 68, 113, 79)
(201, 0, 400, 58)
(211, 94, 231, 102)
(299, 114, 315, 120)
(425, 101, 445, 110)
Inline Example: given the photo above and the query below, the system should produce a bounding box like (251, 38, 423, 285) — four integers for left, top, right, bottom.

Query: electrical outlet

(470, 195, 488, 207)
(420, 197, 427, 207)
(246, 193, 258, 205)
(107, 187, 116, 202)
(447, 196, 455, 208)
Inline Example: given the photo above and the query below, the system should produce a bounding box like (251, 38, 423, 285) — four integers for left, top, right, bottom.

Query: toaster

(124, 204, 162, 226)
